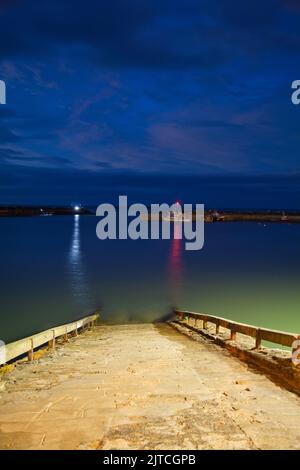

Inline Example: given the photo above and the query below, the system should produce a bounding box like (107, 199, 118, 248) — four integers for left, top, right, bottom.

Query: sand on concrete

(0, 323, 300, 450)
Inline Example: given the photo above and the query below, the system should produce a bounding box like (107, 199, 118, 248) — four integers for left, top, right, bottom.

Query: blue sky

(0, 0, 300, 207)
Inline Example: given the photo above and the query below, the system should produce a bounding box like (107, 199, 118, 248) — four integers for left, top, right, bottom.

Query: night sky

(0, 0, 300, 208)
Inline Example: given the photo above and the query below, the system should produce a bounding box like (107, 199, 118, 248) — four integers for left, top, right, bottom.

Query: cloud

(1, 0, 299, 70)
(0, 147, 24, 160)
(0, 0, 300, 206)
(0, 122, 20, 143)
(0, 159, 299, 209)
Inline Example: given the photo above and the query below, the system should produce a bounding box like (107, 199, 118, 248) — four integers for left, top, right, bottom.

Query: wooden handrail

(1, 311, 100, 365)
(175, 309, 300, 350)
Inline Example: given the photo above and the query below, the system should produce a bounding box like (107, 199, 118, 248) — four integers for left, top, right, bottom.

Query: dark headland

(0, 206, 300, 222)
(0, 206, 93, 217)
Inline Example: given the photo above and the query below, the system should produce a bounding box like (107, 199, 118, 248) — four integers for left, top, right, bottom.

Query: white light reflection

(68, 215, 90, 306)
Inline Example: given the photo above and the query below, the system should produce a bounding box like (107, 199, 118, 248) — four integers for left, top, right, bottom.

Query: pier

(0, 312, 300, 449)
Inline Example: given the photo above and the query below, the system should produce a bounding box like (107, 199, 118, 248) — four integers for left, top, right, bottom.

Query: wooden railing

(175, 309, 300, 353)
(2, 311, 100, 365)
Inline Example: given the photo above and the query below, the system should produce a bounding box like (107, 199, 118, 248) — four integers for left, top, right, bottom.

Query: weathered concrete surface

(173, 320, 300, 395)
(0, 323, 300, 450)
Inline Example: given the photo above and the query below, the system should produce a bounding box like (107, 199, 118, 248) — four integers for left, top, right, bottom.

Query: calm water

(0, 215, 299, 343)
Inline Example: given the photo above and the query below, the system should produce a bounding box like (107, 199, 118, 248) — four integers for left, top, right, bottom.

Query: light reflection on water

(68, 215, 88, 306)
(168, 222, 183, 306)
(0, 216, 300, 342)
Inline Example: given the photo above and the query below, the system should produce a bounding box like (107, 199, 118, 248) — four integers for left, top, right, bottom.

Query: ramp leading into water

(0, 323, 300, 450)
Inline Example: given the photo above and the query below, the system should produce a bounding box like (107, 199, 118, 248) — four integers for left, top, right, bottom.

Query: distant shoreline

(0, 206, 300, 222)
(0, 206, 93, 217)
(203, 210, 300, 223)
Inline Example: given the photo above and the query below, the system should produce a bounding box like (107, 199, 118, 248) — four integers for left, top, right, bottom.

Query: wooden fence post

(255, 329, 262, 349)
(28, 339, 34, 362)
(230, 328, 236, 341)
(64, 328, 68, 342)
(48, 331, 56, 350)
